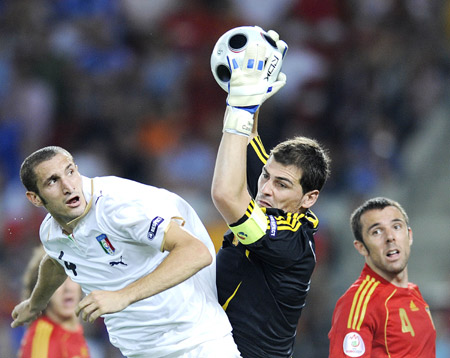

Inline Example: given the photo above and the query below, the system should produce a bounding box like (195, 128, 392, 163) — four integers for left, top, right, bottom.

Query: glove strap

(223, 107, 254, 137)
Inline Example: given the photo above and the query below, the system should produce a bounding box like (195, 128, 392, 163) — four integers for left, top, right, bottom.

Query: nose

(385, 228, 395, 242)
(61, 177, 73, 194)
(260, 180, 273, 195)
(62, 278, 77, 292)
(61, 279, 71, 291)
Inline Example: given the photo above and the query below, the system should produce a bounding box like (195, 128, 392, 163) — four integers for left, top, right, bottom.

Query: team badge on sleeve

(343, 332, 365, 357)
(148, 216, 164, 240)
(96, 234, 116, 255)
(269, 215, 277, 237)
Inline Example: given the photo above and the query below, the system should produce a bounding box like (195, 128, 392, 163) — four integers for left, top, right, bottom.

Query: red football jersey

(18, 315, 90, 358)
(329, 264, 436, 357)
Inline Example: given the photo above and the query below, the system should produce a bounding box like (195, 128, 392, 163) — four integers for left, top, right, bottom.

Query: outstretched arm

(75, 220, 212, 323)
(212, 121, 252, 225)
(11, 254, 67, 328)
(212, 44, 269, 225)
(212, 35, 286, 225)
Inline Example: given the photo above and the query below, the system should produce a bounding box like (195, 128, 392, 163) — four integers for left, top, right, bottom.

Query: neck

(57, 216, 76, 235)
(390, 270, 409, 288)
(367, 263, 409, 288)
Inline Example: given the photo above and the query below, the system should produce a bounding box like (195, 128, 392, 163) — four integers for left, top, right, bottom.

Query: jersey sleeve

(228, 200, 318, 268)
(247, 136, 269, 198)
(97, 189, 182, 252)
(328, 282, 379, 357)
(19, 319, 54, 358)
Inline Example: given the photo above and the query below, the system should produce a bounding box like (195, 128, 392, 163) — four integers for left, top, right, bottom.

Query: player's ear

(26, 191, 44, 207)
(353, 240, 368, 257)
(300, 190, 319, 209)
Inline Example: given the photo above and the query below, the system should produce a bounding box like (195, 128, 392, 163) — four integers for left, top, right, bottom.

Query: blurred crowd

(0, 0, 449, 357)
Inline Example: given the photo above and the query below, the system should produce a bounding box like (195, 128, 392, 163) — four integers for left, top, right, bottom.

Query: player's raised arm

(11, 254, 67, 328)
(211, 36, 287, 224)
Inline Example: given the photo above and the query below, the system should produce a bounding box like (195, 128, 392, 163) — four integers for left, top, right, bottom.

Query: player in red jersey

(328, 197, 436, 357)
(17, 246, 90, 358)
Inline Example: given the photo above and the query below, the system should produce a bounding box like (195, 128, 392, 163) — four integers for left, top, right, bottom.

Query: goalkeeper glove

(266, 30, 288, 60)
(226, 43, 286, 112)
(223, 30, 288, 137)
(223, 106, 255, 137)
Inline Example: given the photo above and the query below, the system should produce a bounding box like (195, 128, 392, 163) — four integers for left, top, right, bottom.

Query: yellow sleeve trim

(32, 320, 53, 358)
(347, 275, 380, 330)
(305, 210, 319, 229)
(229, 201, 268, 245)
(250, 136, 269, 164)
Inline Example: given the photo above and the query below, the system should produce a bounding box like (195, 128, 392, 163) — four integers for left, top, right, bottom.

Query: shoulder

(304, 209, 319, 228)
(248, 136, 269, 160)
(39, 213, 56, 240)
(92, 177, 185, 231)
(266, 208, 319, 236)
(93, 175, 147, 194)
(408, 282, 420, 291)
(29, 316, 57, 337)
(93, 176, 177, 202)
(408, 282, 427, 301)
(335, 271, 393, 318)
(92, 176, 173, 212)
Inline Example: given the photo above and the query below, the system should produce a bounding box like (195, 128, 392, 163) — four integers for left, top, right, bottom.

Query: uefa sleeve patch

(268, 215, 277, 237)
(343, 332, 365, 357)
(148, 216, 164, 240)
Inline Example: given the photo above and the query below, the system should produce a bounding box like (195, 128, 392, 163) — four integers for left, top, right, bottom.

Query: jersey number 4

(399, 308, 415, 337)
(58, 251, 78, 276)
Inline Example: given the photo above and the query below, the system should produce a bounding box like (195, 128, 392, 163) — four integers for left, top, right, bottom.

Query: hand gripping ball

(210, 25, 286, 92)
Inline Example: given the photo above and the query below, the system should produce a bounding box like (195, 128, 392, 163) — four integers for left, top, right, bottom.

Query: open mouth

(386, 249, 399, 258)
(66, 196, 80, 208)
(62, 296, 76, 307)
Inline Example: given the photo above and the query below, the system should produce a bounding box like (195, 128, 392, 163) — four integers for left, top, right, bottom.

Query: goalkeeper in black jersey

(211, 30, 331, 358)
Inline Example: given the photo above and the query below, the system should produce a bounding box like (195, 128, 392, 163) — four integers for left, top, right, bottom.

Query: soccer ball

(210, 25, 286, 92)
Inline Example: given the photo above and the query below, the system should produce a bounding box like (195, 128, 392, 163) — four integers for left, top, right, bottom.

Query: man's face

(47, 277, 82, 322)
(28, 153, 87, 225)
(256, 156, 308, 213)
(357, 206, 413, 281)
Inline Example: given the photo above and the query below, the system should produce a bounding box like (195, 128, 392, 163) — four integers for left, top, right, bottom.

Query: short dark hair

(20, 146, 73, 195)
(270, 136, 331, 193)
(350, 197, 410, 243)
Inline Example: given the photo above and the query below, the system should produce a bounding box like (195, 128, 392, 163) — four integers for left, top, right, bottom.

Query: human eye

(47, 178, 57, 186)
(393, 223, 403, 230)
(370, 228, 382, 236)
(67, 164, 76, 176)
(276, 181, 287, 188)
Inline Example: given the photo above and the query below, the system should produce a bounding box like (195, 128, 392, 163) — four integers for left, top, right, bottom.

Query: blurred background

(0, 0, 449, 357)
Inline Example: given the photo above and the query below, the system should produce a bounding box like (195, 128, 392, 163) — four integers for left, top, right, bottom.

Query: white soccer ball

(210, 25, 285, 92)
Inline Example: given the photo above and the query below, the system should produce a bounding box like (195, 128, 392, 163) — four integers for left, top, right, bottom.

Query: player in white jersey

(11, 146, 241, 358)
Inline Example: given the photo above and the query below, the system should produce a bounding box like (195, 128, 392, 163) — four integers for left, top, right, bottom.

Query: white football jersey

(40, 176, 234, 357)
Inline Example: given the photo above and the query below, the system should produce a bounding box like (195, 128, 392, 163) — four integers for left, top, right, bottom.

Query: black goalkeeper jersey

(216, 136, 319, 358)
